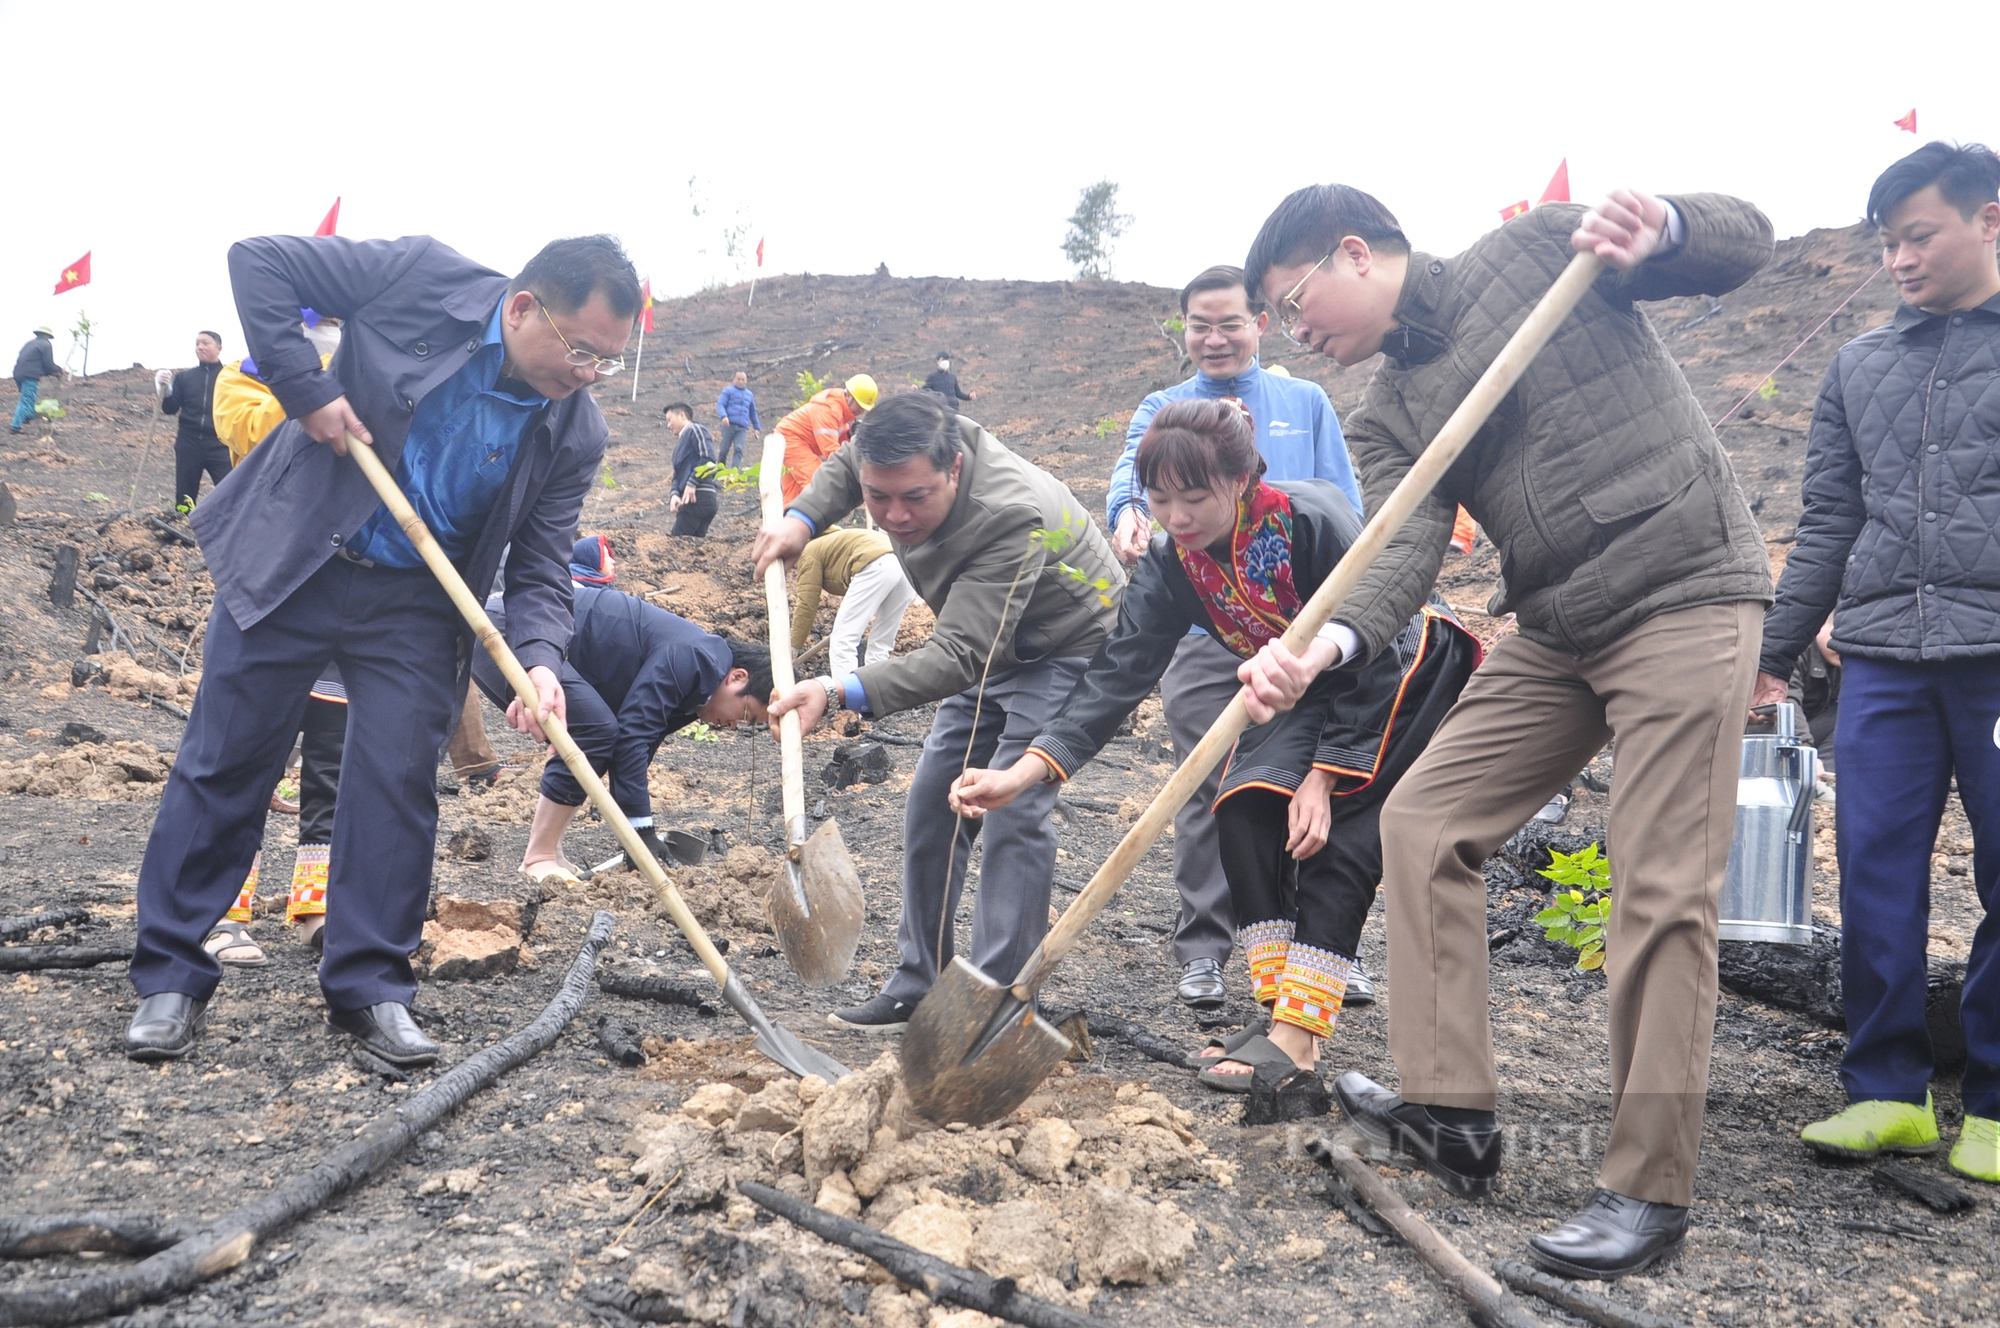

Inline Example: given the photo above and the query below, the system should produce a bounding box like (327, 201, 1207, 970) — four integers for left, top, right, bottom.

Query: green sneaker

(1800, 1094, 1943, 1158)
(1948, 1114, 2000, 1183)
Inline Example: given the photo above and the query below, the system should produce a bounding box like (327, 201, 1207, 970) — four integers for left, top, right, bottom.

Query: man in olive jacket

(755, 391, 1122, 1031)
(1239, 184, 1773, 1278)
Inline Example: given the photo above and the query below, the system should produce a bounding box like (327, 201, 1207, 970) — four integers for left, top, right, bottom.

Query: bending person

(952, 398, 1476, 1081)
(791, 526, 917, 676)
(473, 580, 771, 883)
(753, 390, 1124, 1033)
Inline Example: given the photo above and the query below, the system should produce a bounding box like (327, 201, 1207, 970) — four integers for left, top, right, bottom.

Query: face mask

(938, 360, 950, 371)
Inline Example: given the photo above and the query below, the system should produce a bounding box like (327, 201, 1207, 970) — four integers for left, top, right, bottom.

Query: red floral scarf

(1175, 483, 1301, 658)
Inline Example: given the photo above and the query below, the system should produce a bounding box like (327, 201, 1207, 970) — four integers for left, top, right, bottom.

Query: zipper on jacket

(1914, 322, 1945, 656)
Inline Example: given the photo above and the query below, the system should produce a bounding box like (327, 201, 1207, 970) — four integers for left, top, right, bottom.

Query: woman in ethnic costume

(951, 398, 1479, 1085)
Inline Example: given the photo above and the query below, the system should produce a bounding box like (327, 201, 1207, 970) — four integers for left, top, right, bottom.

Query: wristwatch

(817, 675, 844, 714)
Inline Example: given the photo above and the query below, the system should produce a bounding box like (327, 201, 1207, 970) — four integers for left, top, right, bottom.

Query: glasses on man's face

(539, 300, 626, 376)
(1276, 254, 1333, 344)
(1184, 317, 1257, 338)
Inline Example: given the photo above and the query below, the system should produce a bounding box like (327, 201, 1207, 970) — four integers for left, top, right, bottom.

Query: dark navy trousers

(131, 557, 461, 1013)
(1835, 655, 2000, 1118)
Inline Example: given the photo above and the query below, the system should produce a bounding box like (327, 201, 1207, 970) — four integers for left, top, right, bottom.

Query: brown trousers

(447, 688, 498, 779)
(1379, 602, 1761, 1207)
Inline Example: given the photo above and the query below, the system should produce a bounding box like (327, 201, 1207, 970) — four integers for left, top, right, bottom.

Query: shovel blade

(767, 818, 865, 988)
(719, 972, 852, 1081)
(900, 956, 1070, 1127)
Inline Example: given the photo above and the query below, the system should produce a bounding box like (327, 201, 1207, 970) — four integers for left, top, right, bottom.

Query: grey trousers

(1160, 633, 1240, 965)
(883, 657, 1091, 1003)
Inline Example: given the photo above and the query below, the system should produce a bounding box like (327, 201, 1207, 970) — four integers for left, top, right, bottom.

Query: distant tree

(1061, 180, 1132, 280)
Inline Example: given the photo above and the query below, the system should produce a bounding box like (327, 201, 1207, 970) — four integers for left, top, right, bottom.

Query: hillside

(0, 222, 1989, 1328)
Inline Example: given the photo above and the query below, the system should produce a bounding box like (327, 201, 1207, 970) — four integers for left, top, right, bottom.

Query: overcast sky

(1, 0, 1987, 372)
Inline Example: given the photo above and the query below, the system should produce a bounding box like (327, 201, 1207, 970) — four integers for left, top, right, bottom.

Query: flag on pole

(315, 198, 341, 236)
(1499, 200, 1531, 221)
(1539, 159, 1570, 204)
(1894, 109, 1918, 134)
(756, 236, 765, 267)
(53, 251, 91, 295)
(640, 279, 654, 334)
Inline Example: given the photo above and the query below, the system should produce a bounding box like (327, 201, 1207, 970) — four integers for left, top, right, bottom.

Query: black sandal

(1197, 1034, 1302, 1094)
(203, 920, 270, 968)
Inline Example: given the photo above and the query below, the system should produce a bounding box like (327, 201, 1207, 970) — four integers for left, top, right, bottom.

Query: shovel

(343, 432, 849, 1084)
(756, 431, 865, 987)
(902, 252, 1607, 1126)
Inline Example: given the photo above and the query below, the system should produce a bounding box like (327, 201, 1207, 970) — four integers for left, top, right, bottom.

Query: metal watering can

(1719, 702, 1818, 945)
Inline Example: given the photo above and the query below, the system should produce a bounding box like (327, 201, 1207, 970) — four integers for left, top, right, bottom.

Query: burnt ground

(0, 221, 1994, 1327)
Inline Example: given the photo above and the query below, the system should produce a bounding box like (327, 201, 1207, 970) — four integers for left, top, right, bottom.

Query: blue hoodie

(1106, 359, 1359, 531)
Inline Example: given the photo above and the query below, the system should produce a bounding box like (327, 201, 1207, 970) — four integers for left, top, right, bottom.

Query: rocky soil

(0, 223, 1992, 1327)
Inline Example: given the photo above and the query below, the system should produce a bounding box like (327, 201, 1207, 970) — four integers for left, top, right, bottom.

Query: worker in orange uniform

(774, 373, 876, 504)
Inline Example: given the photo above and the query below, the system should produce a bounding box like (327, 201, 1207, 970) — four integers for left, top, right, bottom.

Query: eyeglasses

(1184, 317, 1258, 338)
(1276, 254, 1332, 342)
(538, 299, 625, 376)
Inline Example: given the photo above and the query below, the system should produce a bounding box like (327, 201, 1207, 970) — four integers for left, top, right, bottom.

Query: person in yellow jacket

(774, 374, 875, 505)
(790, 526, 917, 676)
(212, 310, 342, 464)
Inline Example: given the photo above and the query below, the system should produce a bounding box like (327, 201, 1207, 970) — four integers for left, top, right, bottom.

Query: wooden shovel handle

(758, 433, 808, 843)
(1013, 252, 1607, 995)
(343, 432, 737, 990)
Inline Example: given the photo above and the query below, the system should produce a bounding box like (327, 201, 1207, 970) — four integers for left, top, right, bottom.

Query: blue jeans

(721, 422, 750, 468)
(10, 377, 38, 430)
(1835, 654, 2000, 1118)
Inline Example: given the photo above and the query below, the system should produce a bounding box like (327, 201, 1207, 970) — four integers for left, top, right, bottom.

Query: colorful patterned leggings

(229, 695, 345, 923)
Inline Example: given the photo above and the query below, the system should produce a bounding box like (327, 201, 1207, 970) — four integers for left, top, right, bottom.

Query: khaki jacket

(1335, 195, 1775, 662)
(791, 528, 893, 650)
(789, 417, 1123, 715)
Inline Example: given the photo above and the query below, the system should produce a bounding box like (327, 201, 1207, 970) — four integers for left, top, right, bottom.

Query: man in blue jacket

(473, 568, 772, 881)
(1105, 264, 1362, 1010)
(716, 369, 760, 468)
(123, 231, 642, 1069)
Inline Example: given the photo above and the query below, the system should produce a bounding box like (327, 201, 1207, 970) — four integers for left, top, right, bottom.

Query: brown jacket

(789, 416, 1123, 716)
(1335, 195, 1775, 662)
(791, 527, 894, 650)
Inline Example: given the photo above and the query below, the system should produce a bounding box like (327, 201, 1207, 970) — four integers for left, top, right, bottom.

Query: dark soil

(0, 223, 1992, 1326)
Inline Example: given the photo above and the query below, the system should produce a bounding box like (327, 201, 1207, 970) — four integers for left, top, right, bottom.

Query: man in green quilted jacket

(1240, 184, 1774, 1278)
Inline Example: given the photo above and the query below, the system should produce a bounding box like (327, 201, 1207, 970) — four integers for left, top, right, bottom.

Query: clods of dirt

(0, 738, 173, 799)
(619, 1052, 1211, 1322)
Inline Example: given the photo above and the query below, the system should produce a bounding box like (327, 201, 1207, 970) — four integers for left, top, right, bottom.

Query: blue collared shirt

(347, 300, 547, 567)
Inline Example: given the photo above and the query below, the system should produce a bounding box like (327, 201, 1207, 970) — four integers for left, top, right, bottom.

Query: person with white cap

(11, 325, 63, 434)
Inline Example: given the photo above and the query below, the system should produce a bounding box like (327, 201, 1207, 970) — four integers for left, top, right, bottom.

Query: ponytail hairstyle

(1132, 397, 1264, 508)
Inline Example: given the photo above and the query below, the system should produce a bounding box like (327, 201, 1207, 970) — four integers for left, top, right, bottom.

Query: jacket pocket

(1576, 445, 1701, 526)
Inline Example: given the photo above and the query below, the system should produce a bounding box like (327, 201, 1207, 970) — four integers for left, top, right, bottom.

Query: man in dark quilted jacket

(1756, 141, 2000, 1186)
(1240, 182, 1774, 1278)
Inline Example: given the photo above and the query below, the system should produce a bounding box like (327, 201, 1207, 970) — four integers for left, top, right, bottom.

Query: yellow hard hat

(845, 374, 878, 412)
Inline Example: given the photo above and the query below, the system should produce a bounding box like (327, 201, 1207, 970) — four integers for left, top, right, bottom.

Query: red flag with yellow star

(1499, 200, 1530, 221)
(315, 198, 340, 236)
(640, 279, 653, 334)
(1894, 109, 1917, 134)
(54, 252, 91, 294)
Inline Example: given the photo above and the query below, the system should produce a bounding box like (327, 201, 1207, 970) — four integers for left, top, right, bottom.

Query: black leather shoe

(1177, 957, 1227, 1010)
(1527, 1189, 1688, 1279)
(327, 1002, 439, 1067)
(1333, 1071, 1502, 1198)
(124, 993, 207, 1062)
(1343, 966, 1377, 1007)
